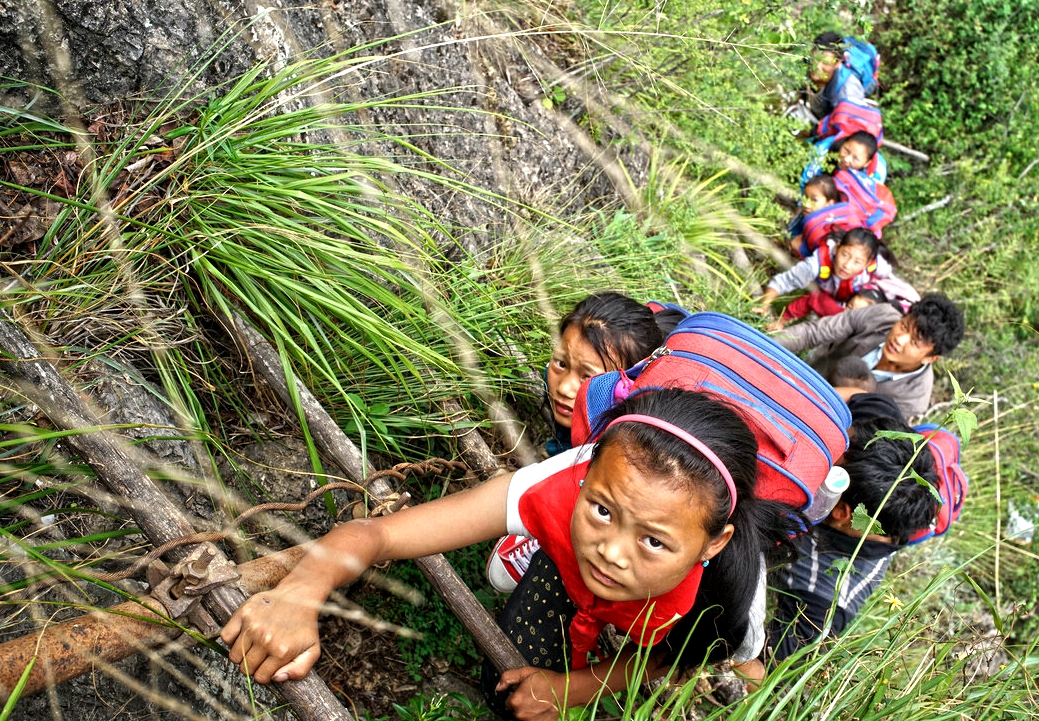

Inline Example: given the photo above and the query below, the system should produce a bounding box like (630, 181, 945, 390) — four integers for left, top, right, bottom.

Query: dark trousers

(480, 550, 576, 718)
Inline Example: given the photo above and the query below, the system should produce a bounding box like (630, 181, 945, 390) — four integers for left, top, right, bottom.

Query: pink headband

(606, 414, 738, 518)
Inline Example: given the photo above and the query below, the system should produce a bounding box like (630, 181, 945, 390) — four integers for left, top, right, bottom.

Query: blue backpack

(571, 309, 852, 515)
(839, 36, 881, 97)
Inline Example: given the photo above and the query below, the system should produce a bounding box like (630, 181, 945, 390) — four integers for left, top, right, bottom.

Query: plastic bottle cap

(825, 465, 851, 493)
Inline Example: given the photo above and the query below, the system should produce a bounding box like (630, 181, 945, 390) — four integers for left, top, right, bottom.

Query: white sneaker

(486, 535, 541, 593)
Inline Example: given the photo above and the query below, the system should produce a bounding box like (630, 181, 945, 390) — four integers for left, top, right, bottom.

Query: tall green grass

(1, 1, 1036, 718)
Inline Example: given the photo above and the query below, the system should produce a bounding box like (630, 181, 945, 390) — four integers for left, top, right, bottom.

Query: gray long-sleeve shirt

(773, 303, 934, 418)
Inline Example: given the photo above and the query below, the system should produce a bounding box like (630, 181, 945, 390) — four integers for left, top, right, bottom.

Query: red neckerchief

(517, 457, 704, 668)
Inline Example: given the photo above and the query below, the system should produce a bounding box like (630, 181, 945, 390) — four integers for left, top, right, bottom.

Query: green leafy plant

(378, 692, 496, 721)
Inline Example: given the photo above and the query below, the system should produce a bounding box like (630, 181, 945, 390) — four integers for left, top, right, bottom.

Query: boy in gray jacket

(773, 294, 964, 418)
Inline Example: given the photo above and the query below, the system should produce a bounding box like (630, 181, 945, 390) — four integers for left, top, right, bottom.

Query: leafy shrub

(879, 0, 1039, 165)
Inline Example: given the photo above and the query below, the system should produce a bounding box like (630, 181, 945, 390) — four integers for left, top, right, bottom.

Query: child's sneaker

(486, 535, 541, 593)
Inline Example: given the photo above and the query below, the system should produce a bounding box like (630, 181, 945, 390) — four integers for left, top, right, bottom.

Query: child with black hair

(836, 130, 878, 173)
(489, 292, 664, 593)
(767, 410, 940, 663)
(827, 355, 878, 398)
(797, 33, 881, 123)
(788, 173, 864, 258)
(801, 128, 888, 197)
(221, 388, 801, 720)
(753, 228, 892, 321)
(540, 292, 663, 458)
(774, 293, 966, 419)
(806, 32, 866, 119)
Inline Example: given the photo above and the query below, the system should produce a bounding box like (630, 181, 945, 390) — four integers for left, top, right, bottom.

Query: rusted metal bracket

(147, 546, 242, 637)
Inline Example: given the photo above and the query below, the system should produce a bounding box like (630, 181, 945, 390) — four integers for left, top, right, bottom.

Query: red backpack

(908, 423, 968, 544)
(800, 201, 866, 256)
(834, 168, 898, 236)
(815, 100, 884, 146)
(570, 311, 852, 513)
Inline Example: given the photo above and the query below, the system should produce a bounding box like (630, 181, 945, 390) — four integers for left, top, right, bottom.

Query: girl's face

(838, 140, 871, 171)
(802, 185, 834, 213)
(570, 442, 733, 602)
(546, 325, 612, 428)
(833, 243, 872, 280)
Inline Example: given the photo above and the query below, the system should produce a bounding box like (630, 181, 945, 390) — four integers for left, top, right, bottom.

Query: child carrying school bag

(571, 309, 852, 515)
(796, 201, 866, 257)
(908, 423, 969, 544)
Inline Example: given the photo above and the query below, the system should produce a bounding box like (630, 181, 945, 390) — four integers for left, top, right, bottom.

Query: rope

(31, 458, 470, 588)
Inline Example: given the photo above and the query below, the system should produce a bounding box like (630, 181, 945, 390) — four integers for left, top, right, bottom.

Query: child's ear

(828, 499, 853, 524)
(703, 523, 735, 561)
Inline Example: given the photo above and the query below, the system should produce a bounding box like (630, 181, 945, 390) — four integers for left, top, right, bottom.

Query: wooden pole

(881, 138, 930, 163)
(227, 311, 528, 672)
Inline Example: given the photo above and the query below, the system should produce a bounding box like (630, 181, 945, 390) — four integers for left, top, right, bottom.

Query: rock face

(2, 0, 647, 257)
(0, 2, 650, 717)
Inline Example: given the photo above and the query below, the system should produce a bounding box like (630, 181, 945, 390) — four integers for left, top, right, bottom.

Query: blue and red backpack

(834, 168, 897, 236)
(798, 201, 866, 257)
(908, 423, 969, 544)
(815, 100, 883, 146)
(837, 36, 881, 97)
(570, 309, 852, 515)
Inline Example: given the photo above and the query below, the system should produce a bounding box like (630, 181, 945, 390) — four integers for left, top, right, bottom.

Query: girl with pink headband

(221, 388, 800, 720)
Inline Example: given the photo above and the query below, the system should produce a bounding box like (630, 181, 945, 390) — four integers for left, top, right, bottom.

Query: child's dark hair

(651, 308, 687, 337)
(560, 292, 662, 371)
(805, 173, 840, 203)
(834, 227, 898, 268)
(835, 227, 880, 258)
(905, 293, 965, 356)
(813, 31, 844, 54)
(828, 356, 876, 393)
(840, 131, 878, 160)
(840, 416, 940, 544)
(852, 287, 887, 305)
(594, 388, 801, 667)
